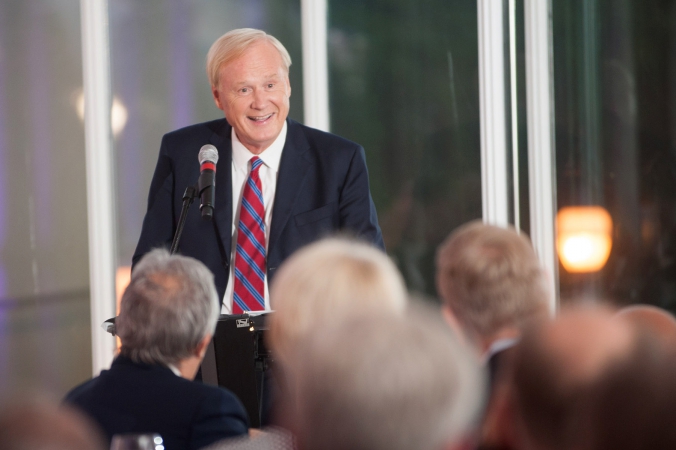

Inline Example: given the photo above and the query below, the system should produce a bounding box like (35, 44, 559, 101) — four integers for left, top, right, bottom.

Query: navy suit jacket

(133, 118, 384, 302)
(65, 356, 249, 450)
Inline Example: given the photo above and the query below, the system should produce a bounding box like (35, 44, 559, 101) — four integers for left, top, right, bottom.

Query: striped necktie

(233, 156, 266, 313)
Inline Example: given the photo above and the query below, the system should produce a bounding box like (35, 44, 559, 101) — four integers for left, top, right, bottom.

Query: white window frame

(301, 0, 330, 131)
(477, 0, 559, 312)
(524, 0, 558, 312)
(478, 0, 510, 228)
(81, 0, 117, 375)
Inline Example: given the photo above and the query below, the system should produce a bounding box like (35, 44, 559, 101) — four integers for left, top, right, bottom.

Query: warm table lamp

(556, 206, 613, 273)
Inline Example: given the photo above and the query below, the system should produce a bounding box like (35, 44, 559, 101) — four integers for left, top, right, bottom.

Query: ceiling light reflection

(73, 88, 128, 137)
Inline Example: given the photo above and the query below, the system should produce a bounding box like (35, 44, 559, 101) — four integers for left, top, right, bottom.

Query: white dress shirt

(221, 122, 287, 314)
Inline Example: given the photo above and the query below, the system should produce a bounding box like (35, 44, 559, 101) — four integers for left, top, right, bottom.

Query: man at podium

(133, 28, 383, 314)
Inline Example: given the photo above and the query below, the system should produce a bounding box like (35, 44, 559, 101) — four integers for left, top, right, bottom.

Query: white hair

(269, 237, 407, 365)
(291, 307, 487, 450)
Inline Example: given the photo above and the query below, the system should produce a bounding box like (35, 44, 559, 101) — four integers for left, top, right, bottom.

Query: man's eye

(239, 88, 250, 93)
(267, 83, 274, 88)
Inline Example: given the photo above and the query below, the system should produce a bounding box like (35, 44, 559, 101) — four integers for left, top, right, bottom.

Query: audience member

(615, 304, 676, 346)
(582, 340, 676, 450)
(289, 309, 486, 450)
(65, 249, 249, 449)
(207, 237, 408, 448)
(204, 428, 295, 450)
(0, 399, 106, 450)
(435, 221, 550, 364)
(500, 307, 637, 450)
(268, 237, 407, 367)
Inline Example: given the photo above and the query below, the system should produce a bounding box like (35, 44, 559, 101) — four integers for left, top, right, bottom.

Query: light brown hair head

(436, 220, 550, 341)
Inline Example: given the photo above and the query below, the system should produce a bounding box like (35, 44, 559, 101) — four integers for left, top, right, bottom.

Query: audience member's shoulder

(181, 378, 248, 416)
(64, 372, 105, 405)
(63, 380, 92, 403)
(177, 376, 236, 398)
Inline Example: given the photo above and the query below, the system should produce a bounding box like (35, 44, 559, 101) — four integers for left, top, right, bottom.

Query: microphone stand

(170, 185, 198, 255)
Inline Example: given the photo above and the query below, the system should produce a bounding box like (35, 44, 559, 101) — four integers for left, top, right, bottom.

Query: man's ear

(195, 333, 213, 358)
(441, 304, 473, 348)
(212, 86, 224, 110)
(441, 304, 462, 334)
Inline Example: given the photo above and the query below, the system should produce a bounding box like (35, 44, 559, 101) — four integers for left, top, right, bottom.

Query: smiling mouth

(248, 113, 274, 122)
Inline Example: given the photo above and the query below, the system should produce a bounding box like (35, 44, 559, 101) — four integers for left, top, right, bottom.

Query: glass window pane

(553, 0, 676, 310)
(327, 0, 482, 297)
(0, 0, 90, 399)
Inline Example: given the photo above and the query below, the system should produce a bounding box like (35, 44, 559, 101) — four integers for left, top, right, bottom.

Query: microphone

(198, 144, 219, 220)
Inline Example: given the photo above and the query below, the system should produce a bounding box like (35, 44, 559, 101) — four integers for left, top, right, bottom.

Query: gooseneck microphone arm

(170, 185, 198, 255)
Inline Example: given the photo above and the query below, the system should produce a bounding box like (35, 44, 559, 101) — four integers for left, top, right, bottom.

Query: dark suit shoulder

(160, 119, 230, 156)
(64, 358, 248, 449)
(64, 375, 99, 404)
(174, 372, 242, 405)
(164, 118, 229, 140)
(288, 119, 362, 155)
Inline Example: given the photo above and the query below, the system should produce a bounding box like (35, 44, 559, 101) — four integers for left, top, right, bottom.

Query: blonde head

(269, 238, 407, 365)
(206, 28, 292, 88)
(436, 220, 550, 342)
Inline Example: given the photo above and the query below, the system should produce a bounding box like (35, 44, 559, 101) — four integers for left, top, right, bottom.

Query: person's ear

(441, 305, 462, 335)
(212, 86, 224, 110)
(195, 333, 213, 358)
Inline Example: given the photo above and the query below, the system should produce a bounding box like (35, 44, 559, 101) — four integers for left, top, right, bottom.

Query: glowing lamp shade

(556, 206, 613, 273)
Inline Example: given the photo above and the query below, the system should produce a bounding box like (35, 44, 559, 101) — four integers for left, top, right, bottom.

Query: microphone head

(198, 144, 219, 165)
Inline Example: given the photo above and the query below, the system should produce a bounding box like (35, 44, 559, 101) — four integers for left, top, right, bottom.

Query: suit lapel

(209, 121, 233, 260)
(268, 120, 312, 254)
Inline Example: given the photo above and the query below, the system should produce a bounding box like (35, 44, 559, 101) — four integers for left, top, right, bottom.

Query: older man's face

(212, 40, 291, 154)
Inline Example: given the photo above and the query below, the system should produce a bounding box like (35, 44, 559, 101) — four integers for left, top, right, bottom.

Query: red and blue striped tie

(233, 156, 266, 313)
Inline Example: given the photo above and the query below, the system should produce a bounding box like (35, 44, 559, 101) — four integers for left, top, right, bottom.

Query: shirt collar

(483, 337, 519, 363)
(231, 121, 287, 173)
(167, 363, 182, 377)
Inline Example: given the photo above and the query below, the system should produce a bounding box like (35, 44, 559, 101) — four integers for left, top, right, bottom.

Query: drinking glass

(110, 433, 164, 450)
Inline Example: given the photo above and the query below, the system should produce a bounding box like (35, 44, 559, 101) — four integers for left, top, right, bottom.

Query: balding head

(509, 307, 637, 450)
(583, 338, 676, 450)
(616, 305, 676, 347)
(540, 308, 635, 385)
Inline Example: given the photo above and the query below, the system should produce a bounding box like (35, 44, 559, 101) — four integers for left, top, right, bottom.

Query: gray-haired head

(291, 305, 486, 450)
(117, 249, 220, 366)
